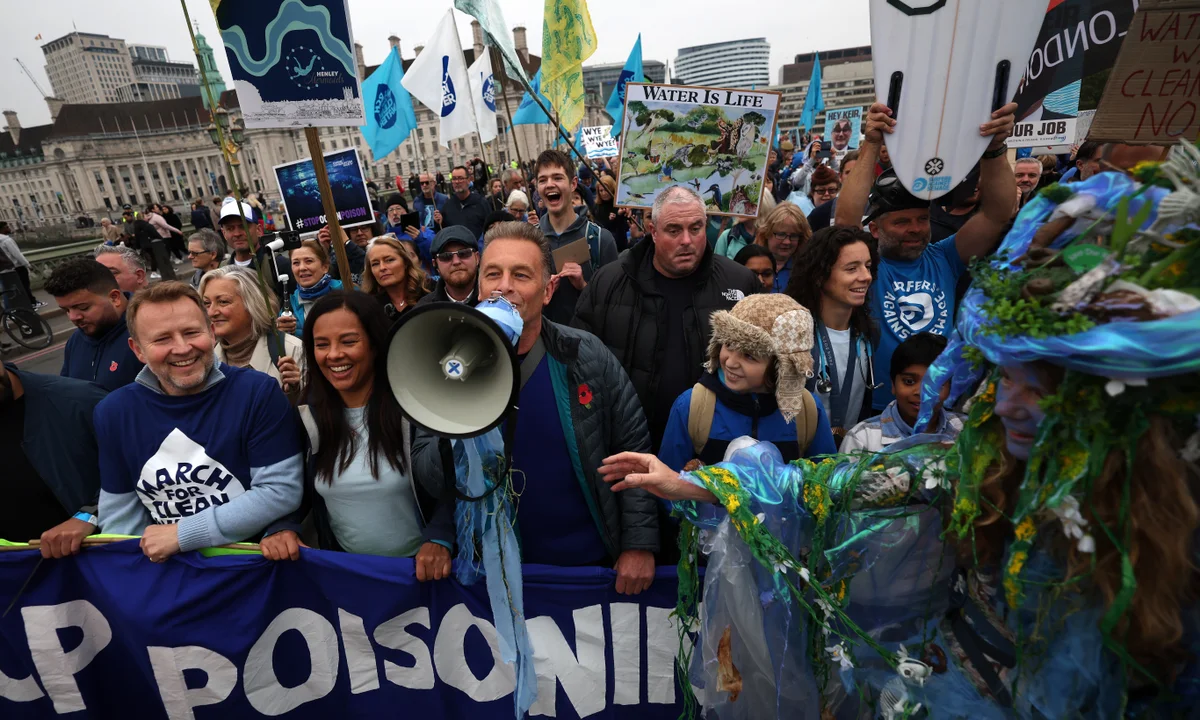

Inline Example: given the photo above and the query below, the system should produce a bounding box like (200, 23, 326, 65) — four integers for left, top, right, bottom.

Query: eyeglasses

(420, 180, 433, 185)
(813, 185, 840, 197)
(436, 248, 475, 262)
(187, 249, 211, 257)
(772, 232, 803, 242)
(752, 269, 776, 280)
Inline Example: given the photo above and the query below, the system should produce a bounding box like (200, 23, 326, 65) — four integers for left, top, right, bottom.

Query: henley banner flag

(0, 543, 691, 719)
(274, 148, 374, 233)
(212, 0, 364, 128)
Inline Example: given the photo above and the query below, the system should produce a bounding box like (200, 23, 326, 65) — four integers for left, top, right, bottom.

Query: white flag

(400, 9, 474, 147)
(468, 50, 498, 144)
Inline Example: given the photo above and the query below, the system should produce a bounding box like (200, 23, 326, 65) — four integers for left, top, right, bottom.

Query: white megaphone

(386, 296, 522, 438)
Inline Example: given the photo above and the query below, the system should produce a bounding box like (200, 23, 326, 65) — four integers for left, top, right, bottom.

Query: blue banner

(360, 46, 419, 160)
(605, 35, 643, 138)
(512, 70, 553, 126)
(0, 543, 689, 719)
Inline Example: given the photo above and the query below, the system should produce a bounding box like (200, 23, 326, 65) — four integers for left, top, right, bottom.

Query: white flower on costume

(1104, 377, 1148, 397)
(826, 643, 854, 672)
(1052, 496, 1096, 554)
(921, 459, 949, 491)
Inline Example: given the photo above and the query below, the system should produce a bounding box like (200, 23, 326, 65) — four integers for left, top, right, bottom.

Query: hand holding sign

(140, 524, 180, 563)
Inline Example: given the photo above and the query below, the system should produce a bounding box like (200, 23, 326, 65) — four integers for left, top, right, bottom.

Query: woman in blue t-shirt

(656, 293, 837, 474)
(260, 290, 453, 580)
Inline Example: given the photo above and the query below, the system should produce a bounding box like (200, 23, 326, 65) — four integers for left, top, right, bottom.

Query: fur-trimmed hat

(705, 293, 815, 422)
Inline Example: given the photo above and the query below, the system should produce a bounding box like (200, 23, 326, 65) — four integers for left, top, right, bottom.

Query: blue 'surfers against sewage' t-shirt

(870, 235, 965, 410)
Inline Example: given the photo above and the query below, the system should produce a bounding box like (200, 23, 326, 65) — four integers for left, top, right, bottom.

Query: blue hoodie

(659, 370, 837, 472)
(60, 312, 143, 392)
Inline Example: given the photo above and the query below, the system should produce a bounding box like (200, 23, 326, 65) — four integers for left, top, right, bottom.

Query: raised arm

(954, 102, 1018, 264)
(835, 103, 893, 228)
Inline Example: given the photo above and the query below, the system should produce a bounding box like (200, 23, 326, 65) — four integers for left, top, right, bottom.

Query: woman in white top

(200, 265, 305, 403)
(258, 290, 453, 580)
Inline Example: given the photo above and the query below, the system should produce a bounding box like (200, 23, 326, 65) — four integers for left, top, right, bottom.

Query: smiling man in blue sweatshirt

(95, 282, 304, 562)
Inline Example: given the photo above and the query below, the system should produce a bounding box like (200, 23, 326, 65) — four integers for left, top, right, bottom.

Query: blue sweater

(96, 363, 304, 552)
(60, 313, 143, 392)
(659, 372, 837, 472)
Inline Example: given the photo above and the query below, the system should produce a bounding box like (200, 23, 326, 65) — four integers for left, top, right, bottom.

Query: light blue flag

(360, 46, 418, 159)
(606, 34, 643, 138)
(799, 52, 824, 131)
(512, 69, 553, 126)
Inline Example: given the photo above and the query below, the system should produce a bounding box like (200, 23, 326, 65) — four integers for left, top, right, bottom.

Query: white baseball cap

(219, 197, 254, 222)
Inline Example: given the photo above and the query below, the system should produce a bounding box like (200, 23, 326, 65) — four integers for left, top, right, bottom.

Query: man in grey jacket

(411, 221, 658, 595)
(535, 149, 619, 325)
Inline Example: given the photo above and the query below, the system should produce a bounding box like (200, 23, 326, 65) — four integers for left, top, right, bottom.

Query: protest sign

(212, 0, 364, 128)
(274, 148, 373, 233)
(1088, 0, 1200, 144)
(1007, 0, 1137, 148)
(0, 543, 691, 719)
(823, 106, 861, 170)
(581, 125, 619, 158)
(616, 83, 780, 218)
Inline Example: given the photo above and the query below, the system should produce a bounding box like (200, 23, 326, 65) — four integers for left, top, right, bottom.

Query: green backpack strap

(584, 221, 602, 273)
(686, 383, 717, 456)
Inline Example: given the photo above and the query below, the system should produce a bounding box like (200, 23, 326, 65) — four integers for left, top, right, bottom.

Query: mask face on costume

(994, 363, 1051, 461)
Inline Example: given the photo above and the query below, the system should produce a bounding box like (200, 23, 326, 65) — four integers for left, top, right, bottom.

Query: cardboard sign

(616, 83, 781, 218)
(1089, 1, 1200, 144)
(581, 125, 619, 158)
(551, 238, 592, 272)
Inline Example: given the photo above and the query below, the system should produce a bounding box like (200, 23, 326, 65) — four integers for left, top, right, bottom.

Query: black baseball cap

(864, 169, 930, 224)
(430, 225, 477, 256)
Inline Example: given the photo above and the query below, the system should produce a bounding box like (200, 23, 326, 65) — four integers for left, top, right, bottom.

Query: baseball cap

(219, 197, 254, 222)
(430, 225, 478, 257)
(864, 168, 929, 224)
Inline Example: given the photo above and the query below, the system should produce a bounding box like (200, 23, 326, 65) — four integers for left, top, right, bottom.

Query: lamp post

(206, 105, 247, 194)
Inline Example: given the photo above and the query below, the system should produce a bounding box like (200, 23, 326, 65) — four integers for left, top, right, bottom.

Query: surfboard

(869, 0, 1046, 200)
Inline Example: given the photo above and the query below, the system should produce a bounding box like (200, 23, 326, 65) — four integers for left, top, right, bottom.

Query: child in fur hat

(656, 293, 837, 473)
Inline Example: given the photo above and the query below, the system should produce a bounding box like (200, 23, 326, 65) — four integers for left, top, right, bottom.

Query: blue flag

(799, 51, 824, 131)
(606, 34, 643, 138)
(360, 46, 418, 159)
(512, 69, 553, 125)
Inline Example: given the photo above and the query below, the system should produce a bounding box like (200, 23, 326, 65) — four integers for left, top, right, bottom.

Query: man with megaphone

(409, 221, 660, 595)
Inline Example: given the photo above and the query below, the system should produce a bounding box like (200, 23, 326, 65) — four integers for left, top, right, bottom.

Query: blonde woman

(361, 235, 430, 322)
(754, 202, 812, 292)
(200, 265, 306, 403)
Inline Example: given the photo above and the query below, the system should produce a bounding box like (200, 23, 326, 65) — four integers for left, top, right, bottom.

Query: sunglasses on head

(436, 248, 475, 262)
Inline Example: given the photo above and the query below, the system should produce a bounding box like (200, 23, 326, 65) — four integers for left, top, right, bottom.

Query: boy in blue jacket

(658, 293, 837, 472)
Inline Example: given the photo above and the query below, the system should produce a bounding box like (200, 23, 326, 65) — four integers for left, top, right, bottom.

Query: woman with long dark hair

(785, 225, 879, 442)
(259, 290, 453, 580)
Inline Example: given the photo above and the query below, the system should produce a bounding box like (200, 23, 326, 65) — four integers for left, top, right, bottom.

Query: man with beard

(535, 149, 618, 325)
(95, 282, 303, 563)
(0, 360, 107, 557)
(46, 258, 144, 391)
(416, 226, 480, 306)
(836, 100, 1017, 411)
(1013, 157, 1043, 199)
(217, 198, 291, 303)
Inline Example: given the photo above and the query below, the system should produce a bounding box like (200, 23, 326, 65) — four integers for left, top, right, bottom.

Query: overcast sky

(0, 0, 871, 127)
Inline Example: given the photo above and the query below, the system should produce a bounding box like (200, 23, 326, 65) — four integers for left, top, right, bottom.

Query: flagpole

(179, 0, 285, 357)
(491, 46, 524, 169)
(446, 10, 491, 174)
(493, 50, 590, 170)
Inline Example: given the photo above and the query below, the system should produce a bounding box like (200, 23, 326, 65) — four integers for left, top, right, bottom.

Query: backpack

(686, 382, 818, 457)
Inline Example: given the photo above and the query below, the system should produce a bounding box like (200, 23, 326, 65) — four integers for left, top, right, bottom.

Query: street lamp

(207, 104, 245, 192)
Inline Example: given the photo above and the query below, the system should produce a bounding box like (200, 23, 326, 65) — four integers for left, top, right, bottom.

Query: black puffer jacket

(410, 319, 658, 560)
(572, 238, 758, 444)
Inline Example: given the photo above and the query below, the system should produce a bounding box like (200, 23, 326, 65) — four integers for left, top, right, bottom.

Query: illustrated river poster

(212, 0, 365, 128)
(616, 83, 781, 218)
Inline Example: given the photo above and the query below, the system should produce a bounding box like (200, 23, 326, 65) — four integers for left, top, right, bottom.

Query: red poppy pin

(577, 383, 594, 409)
(109, 361, 118, 372)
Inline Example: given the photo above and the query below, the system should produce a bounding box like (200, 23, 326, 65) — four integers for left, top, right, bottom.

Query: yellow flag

(541, 0, 597, 131)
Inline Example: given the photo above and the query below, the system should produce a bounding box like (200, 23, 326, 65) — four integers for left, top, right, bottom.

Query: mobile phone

(401, 211, 421, 229)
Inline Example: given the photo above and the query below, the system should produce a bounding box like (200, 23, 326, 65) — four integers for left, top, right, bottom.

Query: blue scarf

(296, 273, 334, 301)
